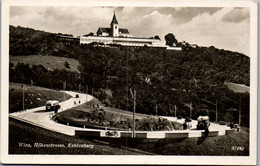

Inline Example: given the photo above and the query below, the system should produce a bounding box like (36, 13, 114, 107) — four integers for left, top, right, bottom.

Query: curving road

(10, 91, 92, 136)
(10, 91, 231, 137)
(159, 116, 230, 136)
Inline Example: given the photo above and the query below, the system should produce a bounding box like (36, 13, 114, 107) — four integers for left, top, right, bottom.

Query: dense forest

(9, 25, 250, 126)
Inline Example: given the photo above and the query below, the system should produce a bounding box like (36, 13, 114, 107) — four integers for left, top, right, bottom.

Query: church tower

(110, 11, 119, 37)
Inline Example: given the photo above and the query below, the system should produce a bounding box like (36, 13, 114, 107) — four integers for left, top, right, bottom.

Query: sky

(10, 6, 250, 56)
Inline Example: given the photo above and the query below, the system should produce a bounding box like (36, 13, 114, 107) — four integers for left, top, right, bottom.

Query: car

(185, 117, 192, 122)
(177, 115, 183, 119)
(196, 116, 210, 130)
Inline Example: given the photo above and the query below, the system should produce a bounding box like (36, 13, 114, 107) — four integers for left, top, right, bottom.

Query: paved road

(10, 91, 93, 136)
(10, 91, 231, 137)
(159, 116, 230, 136)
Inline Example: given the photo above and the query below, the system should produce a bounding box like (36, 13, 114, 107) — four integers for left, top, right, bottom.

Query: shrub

(64, 61, 70, 68)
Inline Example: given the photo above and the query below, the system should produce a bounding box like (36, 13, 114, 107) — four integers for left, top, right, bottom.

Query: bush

(177, 115, 183, 119)
(64, 61, 70, 68)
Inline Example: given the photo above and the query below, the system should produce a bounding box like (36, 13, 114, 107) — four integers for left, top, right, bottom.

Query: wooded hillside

(9, 25, 250, 126)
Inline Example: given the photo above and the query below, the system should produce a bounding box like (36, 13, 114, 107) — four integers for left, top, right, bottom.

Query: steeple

(110, 11, 119, 37)
(110, 11, 118, 25)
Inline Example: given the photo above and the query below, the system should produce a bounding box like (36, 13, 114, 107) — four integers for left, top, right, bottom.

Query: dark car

(185, 117, 192, 122)
(196, 116, 210, 130)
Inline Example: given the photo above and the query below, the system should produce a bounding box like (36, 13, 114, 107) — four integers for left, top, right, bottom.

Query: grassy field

(10, 55, 80, 73)
(9, 118, 147, 155)
(9, 82, 71, 113)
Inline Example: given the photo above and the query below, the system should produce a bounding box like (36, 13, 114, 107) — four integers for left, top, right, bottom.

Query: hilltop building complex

(80, 12, 181, 50)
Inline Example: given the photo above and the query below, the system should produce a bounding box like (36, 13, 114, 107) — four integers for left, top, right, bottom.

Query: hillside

(9, 118, 248, 155)
(127, 128, 249, 155)
(9, 118, 146, 155)
(10, 55, 80, 73)
(9, 83, 71, 113)
(9, 25, 81, 58)
(9, 25, 250, 127)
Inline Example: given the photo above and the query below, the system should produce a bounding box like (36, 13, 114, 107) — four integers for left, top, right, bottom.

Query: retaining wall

(74, 130, 228, 139)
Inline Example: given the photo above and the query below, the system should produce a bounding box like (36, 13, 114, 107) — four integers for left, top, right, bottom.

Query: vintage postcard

(0, 0, 258, 165)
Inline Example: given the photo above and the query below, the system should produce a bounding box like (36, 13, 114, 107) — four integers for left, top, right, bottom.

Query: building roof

(98, 27, 111, 33)
(98, 27, 129, 34)
(224, 82, 250, 93)
(119, 28, 129, 34)
(110, 11, 118, 25)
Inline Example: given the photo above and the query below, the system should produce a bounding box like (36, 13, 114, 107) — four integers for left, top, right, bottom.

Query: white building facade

(80, 12, 181, 50)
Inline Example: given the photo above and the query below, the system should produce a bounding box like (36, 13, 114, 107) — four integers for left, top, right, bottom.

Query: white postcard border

(1, 0, 258, 165)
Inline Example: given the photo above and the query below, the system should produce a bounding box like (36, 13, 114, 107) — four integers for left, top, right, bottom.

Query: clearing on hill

(10, 55, 80, 73)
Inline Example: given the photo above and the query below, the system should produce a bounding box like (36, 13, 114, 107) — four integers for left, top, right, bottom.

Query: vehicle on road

(105, 130, 119, 137)
(185, 117, 192, 122)
(197, 116, 210, 130)
(46, 100, 60, 113)
(183, 117, 192, 129)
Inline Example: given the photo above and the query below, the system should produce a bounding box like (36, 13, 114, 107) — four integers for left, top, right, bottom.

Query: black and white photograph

(0, 0, 258, 165)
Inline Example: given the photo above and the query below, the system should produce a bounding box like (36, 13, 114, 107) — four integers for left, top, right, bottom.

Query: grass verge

(9, 82, 71, 113)
(9, 118, 146, 155)
(54, 103, 183, 131)
(123, 129, 249, 155)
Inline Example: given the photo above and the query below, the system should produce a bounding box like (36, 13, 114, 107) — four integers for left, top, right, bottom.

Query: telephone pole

(22, 85, 25, 111)
(63, 81, 66, 100)
(190, 102, 192, 118)
(86, 85, 88, 101)
(239, 96, 241, 126)
(130, 88, 136, 138)
(155, 105, 158, 116)
(133, 90, 136, 138)
(216, 99, 218, 122)
(175, 104, 177, 117)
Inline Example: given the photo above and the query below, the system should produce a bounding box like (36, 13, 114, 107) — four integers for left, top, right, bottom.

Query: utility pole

(79, 83, 81, 92)
(190, 102, 192, 119)
(239, 96, 241, 126)
(216, 99, 218, 122)
(133, 90, 136, 138)
(63, 81, 66, 100)
(202, 98, 218, 122)
(175, 104, 177, 117)
(86, 85, 88, 101)
(130, 88, 136, 138)
(155, 105, 158, 116)
(22, 85, 25, 111)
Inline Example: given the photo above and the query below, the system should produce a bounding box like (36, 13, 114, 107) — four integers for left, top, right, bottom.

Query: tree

(9, 63, 14, 69)
(154, 35, 160, 40)
(164, 33, 178, 47)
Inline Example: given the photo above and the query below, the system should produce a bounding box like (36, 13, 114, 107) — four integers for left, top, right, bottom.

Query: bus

(46, 100, 60, 113)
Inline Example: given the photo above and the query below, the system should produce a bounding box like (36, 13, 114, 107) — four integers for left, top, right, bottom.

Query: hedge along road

(9, 91, 92, 136)
(9, 91, 231, 137)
